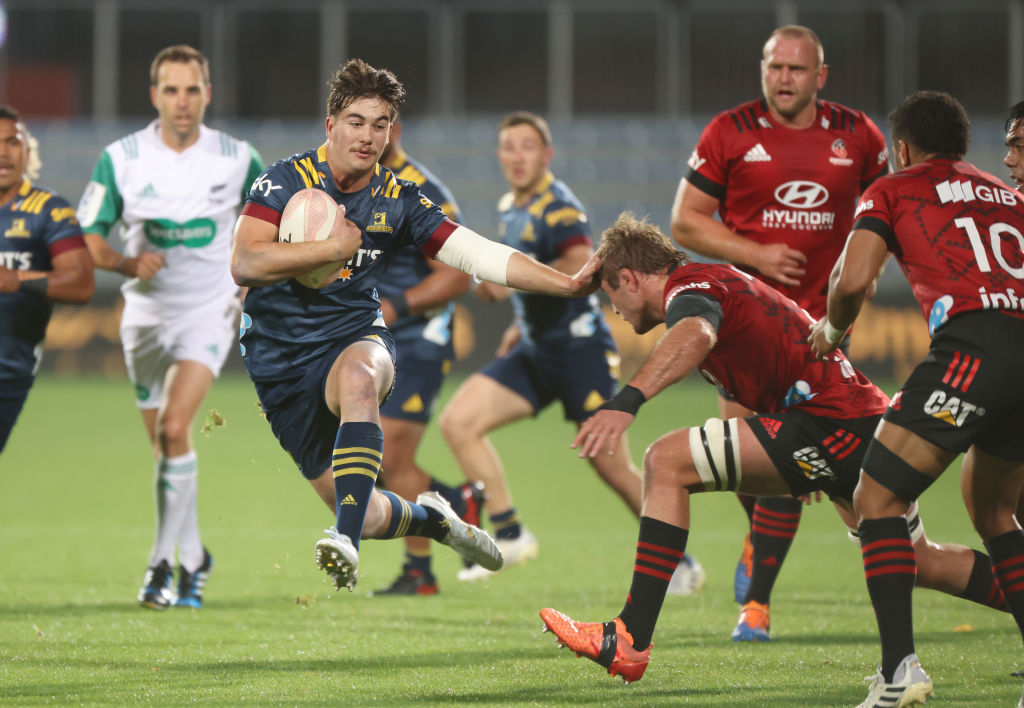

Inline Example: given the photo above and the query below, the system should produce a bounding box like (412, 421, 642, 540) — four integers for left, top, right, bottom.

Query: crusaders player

(671, 24, 890, 639)
(809, 91, 1024, 707)
(539, 213, 1009, 685)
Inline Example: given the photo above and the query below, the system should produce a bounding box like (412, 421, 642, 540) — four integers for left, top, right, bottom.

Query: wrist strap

(598, 384, 646, 416)
(390, 291, 410, 318)
(18, 276, 47, 297)
(823, 319, 846, 345)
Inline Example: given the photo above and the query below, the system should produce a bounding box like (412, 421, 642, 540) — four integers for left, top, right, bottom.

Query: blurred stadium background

(2, 0, 1021, 381)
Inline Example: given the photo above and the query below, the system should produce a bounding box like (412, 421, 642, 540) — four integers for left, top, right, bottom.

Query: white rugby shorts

(120, 295, 241, 409)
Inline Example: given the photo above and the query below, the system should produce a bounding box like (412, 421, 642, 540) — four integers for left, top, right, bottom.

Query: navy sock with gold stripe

(332, 422, 384, 551)
(377, 490, 448, 541)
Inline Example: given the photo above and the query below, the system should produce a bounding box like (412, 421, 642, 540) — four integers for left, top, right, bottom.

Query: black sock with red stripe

(859, 516, 917, 682)
(955, 549, 1008, 612)
(985, 530, 1024, 637)
(745, 496, 802, 604)
(737, 493, 757, 523)
(618, 516, 687, 651)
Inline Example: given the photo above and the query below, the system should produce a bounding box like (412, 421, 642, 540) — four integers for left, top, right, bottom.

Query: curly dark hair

(326, 58, 405, 120)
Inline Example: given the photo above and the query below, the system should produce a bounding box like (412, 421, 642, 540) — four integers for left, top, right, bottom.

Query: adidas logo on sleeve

(743, 144, 772, 162)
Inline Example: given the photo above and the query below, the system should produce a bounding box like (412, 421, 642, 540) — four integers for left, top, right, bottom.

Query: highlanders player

(809, 91, 1024, 707)
(373, 121, 484, 596)
(439, 112, 704, 591)
(231, 59, 599, 593)
(672, 24, 890, 636)
(77, 45, 264, 610)
(0, 107, 94, 453)
(540, 213, 1010, 685)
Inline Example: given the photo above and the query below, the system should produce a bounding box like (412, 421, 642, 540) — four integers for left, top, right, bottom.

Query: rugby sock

(955, 549, 1008, 612)
(176, 453, 205, 572)
(859, 516, 917, 682)
(490, 508, 522, 540)
(618, 516, 687, 651)
(148, 451, 197, 568)
(985, 530, 1024, 636)
(332, 422, 384, 551)
(737, 493, 757, 523)
(429, 478, 467, 517)
(377, 489, 451, 542)
(744, 496, 802, 604)
(404, 549, 435, 582)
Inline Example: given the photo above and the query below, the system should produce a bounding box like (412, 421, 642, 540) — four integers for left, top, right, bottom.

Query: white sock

(147, 451, 198, 568)
(176, 459, 204, 571)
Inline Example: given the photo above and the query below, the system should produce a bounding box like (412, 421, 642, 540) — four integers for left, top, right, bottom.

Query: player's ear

(149, 85, 158, 110)
(816, 63, 828, 91)
(325, 115, 334, 139)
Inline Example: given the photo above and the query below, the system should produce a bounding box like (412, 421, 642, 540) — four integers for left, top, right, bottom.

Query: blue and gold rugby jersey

(0, 181, 86, 382)
(497, 172, 613, 348)
(376, 149, 463, 361)
(239, 144, 455, 383)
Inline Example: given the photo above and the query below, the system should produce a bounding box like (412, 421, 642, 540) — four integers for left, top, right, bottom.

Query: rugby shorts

(380, 339, 450, 424)
(480, 339, 619, 422)
(746, 408, 882, 500)
(883, 311, 1024, 462)
(253, 325, 396, 480)
(120, 294, 241, 409)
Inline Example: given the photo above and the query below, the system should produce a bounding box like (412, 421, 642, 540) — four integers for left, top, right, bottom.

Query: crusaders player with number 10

(809, 90, 1024, 708)
(671, 24, 890, 640)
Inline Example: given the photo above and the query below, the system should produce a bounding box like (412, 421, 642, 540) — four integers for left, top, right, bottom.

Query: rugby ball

(278, 188, 343, 289)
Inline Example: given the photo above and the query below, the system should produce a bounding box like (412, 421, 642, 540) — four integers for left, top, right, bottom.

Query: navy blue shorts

(884, 311, 1024, 462)
(480, 340, 619, 422)
(747, 409, 881, 501)
(253, 326, 396, 480)
(0, 379, 32, 454)
(380, 339, 450, 424)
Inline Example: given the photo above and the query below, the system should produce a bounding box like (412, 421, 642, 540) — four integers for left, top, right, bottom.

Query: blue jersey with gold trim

(497, 172, 613, 348)
(239, 144, 453, 383)
(377, 150, 462, 360)
(0, 181, 86, 382)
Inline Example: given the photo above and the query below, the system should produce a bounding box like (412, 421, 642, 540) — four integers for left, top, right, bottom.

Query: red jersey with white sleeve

(853, 157, 1024, 334)
(685, 98, 889, 318)
(664, 262, 890, 418)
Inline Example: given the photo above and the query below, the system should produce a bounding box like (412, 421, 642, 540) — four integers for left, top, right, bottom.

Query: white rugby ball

(278, 188, 344, 289)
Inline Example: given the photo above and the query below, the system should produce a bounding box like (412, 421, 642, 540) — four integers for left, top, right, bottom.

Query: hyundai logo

(774, 181, 830, 209)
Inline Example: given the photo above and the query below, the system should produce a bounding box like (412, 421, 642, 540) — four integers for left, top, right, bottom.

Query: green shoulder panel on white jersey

(77, 149, 122, 237)
(243, 143, 265, 201)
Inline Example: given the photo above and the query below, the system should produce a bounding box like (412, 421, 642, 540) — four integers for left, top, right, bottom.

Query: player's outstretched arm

(433, 224, 598, 297)
(808, 228, 889, 359)
(671, 178, 806, 287)
(230, 207, 362, 287)
(574, 317, 717, 458)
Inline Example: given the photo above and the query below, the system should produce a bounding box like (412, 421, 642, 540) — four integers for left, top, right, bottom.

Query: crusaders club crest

(831, 139, 848, 158)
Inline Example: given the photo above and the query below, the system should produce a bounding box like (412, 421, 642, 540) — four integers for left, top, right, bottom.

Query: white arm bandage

(434, 225, 518, 287)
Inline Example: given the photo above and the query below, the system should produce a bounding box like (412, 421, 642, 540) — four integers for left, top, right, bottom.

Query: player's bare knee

(155, 414, 191, 450)
(642, 439, 680, 488)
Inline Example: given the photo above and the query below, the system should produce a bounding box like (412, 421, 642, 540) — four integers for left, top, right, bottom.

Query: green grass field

(1, 374, 1020, 706)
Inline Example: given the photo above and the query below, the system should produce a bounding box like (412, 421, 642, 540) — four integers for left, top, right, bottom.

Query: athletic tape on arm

(434, 225, 518, 286)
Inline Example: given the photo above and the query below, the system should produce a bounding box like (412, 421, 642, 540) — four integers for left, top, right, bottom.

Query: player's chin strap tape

(848, 502, 925, 545)
(597, 622, 619, 668)
(434, 224, 518, 287)
(688, 417, 742, 492)
(861, 440, 938, 503)
(598, 385, 646, 416)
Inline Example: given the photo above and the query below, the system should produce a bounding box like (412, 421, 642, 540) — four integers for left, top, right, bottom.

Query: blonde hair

(764, 25, 825, 67)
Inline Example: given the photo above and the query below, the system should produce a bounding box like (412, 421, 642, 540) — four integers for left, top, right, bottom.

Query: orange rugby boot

(539, 608, 651, 683)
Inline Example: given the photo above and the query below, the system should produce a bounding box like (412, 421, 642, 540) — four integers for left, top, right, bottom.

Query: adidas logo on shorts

(743, 143, 772, 162)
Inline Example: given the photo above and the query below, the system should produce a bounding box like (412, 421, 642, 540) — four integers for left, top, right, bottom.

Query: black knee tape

(861, 441, 937, 503)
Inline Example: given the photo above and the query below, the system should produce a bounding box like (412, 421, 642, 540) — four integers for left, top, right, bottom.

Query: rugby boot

(731, 600, 771, 642)
(540, 608, 651, 684)
(175, 547, 213, 608)
(858, 654, 934, 708)
(138, 559, 175, 610)
(315, 528, 359, 591)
